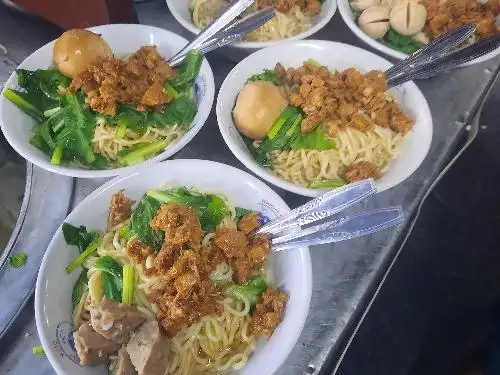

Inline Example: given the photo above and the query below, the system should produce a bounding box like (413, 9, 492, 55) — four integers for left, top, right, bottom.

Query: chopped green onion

(65, 237, 101, 274)
(309, 179, 347, 189)
(164, 81, 180, 99)
(50, 146, 63, 165)
(32, 345, 44, 355)
(122, 264, 135, 304)
(115, 122, 127, 138)
(8, 251, 27, 268)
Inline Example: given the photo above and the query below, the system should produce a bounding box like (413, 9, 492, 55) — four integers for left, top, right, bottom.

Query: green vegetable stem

(65, 237, 101, 274)
(122, 265, 135, 304)
(72, 271, 89, 309)
(309, 179, 347, 189)
(117, 140, 167, 166)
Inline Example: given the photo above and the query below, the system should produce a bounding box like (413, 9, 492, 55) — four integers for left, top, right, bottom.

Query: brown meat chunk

(111, 346, 138, 375)
(237, 212, 261, 235)
(90, 299, 146, 344)
(232, 257, 252, 284)
(251, 289, 288, 339)
(165, 250, 200, 280)
(73, 322, 120, 366)
(108, 191, 132, 230)
(153, 243, 181, 273)
(70, 46, 176, 116)
(150, 203, 202, 250)
(213, 228, 248, 259)
(421, 0, 500, 40)
(348, 113, 373, 132)
(126, 321, 170, 375)
(173, 272, 199, 299)
(390, 107, 414, 134)
(126, 238, 153, 264)
(247, 234, 271, 266)
(345, 161, 380, 183)
(140, 82, 171, 107)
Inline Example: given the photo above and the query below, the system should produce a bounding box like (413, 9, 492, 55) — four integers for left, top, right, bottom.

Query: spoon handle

(271, 207, 404, 251)
(385, 25, 475, 82)
(256, 178, 376, 236)
(388, 33, 500, 87)
(196, 7, 275, 56)
(169, 0, 254, 64)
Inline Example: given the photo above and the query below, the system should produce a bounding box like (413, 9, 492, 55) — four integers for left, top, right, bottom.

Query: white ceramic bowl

(35, 159, 312, 375)
(217, 40, 433, 197)
(166, 0, 338, 60)
(0, 24, 215, 178)
(337, 0, 500, 66)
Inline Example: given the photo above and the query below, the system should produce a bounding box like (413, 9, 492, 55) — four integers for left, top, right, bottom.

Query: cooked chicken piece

(232, 257, 252, 284)
(247, 234, 270, 266)
(174, 272, 200, 299)
(111, 346, 138, 375)
(237, 212, 261, 235)
(152, 243, 180, 273)
(126, 321, 170, 375)
(348, 113, 373, 132)
(345, 161, 380, 183)
(150, 203, 202, 250)
(214, 228, 248, 259)
(90, 299, 146, 344)
(251, 289, 288, 339)
(126, 238, 153, 264)
(108, 191, 132, 230)
(390, 106, 414, 134)
(165, 249, 200, 280)
(73, 322, 120, 366)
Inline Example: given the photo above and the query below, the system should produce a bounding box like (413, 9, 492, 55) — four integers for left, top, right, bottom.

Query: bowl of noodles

(217, 40, 433, 197)
(35, 159, 312, 375)
(166, 0, 338, 60)
(338, 0, 500, 66)
(0, 24, 215, 178)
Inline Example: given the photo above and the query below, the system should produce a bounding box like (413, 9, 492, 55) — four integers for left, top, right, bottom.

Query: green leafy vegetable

(101, 272, 122, 302)
(246, 69, 280, 86)
(384, 29, 423, 54)
(305, 58, 321, 66)
(54, 93, 96, 164)
(122, 264, 135, 304)
(117, 140, 167, 166)
(65, 237, 101, 273)
(164, 81, 180, 99)
(2, 88, 44, 122)
(290, 124, 336, 150)
(309, 179, 347, 189)
(94, 256, 123, 303)
(32, 345, 45, 355)
(235, 207, 252, 222)
(146, 187, 228, 231)
(8, 251, 27, 268)
(62, 223, 100, 253)
(72, 271, 89, 309)
(224, 276, 268, 307)
(148, 96, 197, 128)
(109, 105, 149, 135)
(17, 68, 70, 101)
(128, 195, 164, 252)
(168, 50, 203, 92)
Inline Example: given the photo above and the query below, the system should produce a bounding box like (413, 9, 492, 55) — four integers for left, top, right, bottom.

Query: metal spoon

(168, 0, 254, 65)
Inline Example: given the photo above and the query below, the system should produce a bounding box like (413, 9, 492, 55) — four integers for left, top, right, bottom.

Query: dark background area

(336, 84, 500, 375)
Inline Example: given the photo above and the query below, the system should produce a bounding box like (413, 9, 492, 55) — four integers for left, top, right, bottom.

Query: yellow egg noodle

(72, 196, 260, 375)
